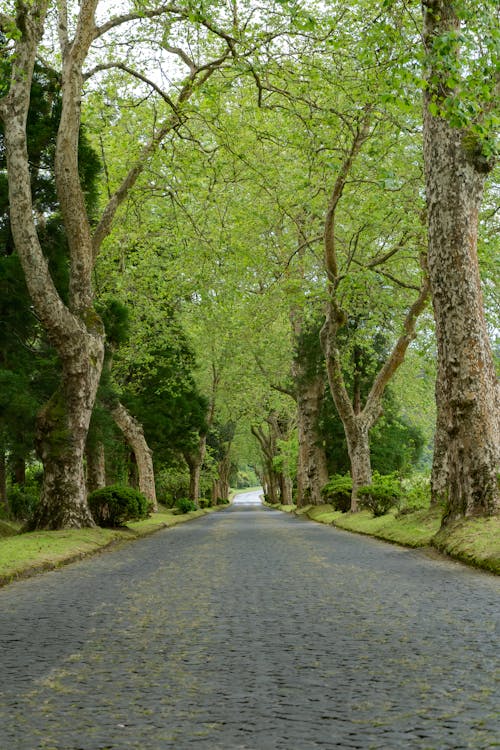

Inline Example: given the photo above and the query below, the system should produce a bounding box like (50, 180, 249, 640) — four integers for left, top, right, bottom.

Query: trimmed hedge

(358, 472, 402, 517)
(321, 474, 353, 512)
(88, 484, 151, 527)
(175, 497, 198, 514)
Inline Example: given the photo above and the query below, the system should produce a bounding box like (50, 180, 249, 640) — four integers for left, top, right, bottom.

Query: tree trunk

(344, 416, 372, 512)
(296, 375, 329, 506)
(112, 401, 157, 510)
(1, 1, 105, 529)
(30, 345, 104, 529)
(86, 441, 106, 493)
(184, 432, 207, 505)
(212, 450, 232, 504)
(0, 447, 7, 511)
(422, 0, 500, 521)
(13, 457, 26, 486)
(280, 473, 293, 506)
(251, 422, 284, 505)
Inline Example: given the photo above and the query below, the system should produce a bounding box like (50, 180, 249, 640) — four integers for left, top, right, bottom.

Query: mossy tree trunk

(295, 373, 329, 507)
(111, 401, 157, 511)
(422, 0, 499, 521)
(0, 445, 7, 510)
(86, 441, 107, 494)
(184, 435, 207, 505)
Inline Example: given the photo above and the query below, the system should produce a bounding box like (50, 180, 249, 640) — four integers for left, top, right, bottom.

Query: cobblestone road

(0, 493, 499, 749)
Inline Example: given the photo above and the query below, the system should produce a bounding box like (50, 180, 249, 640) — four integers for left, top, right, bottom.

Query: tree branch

(93, 4, 177, 40)
(324, 112, 372, 284)
(92, 62, 222, 257)
(363, 272, 430, 422)
(84, 62, 178, 111)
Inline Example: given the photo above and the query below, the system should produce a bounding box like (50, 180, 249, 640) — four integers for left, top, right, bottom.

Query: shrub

(217, 496, 230, 505)
(8, 485, 39, 521)
(88, 484, 151, 527)
(175, 497, 198, 514)
(198, 497, 212, 509)
(398, 474, 431, 514)
(321, 474, 353, 512)
(358, 473, 402, 517)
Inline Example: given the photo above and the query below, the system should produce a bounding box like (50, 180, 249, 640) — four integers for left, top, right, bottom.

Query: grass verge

(432, 516, 500, 575)
(266, 502, 499, 575)
(0, 505, 223, 587)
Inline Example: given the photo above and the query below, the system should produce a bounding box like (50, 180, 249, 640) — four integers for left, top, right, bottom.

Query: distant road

(0, 502, 498, 749)
(232, 488, 263, 505)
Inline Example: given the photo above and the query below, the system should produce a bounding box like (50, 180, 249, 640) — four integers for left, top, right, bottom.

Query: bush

(321, 474, 353, 512)
(358, 473, 402, 517)
(8, 485, 39, 521)
(217, 497, 230, 505)
(175, 497, 198, 514)
(198, 497, 212, 509)
(88, 484, 151, 527)
(398, 474, 431, 514)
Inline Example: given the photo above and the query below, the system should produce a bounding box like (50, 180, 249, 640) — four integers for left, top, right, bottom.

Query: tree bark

(422, 0, 500, 521)
(184, 433, 207, 505)
(86, 441, 106, 493)
(0, 446, 7, 511)
(296, 375, 329, 506)
(1, 0, 104, 529)
(31, 353, 103, 528)
(13, 457, 26, 486)
(112, 401, 157, 510)
(212, 447, 232, 504)
(279, 473, 293, 506)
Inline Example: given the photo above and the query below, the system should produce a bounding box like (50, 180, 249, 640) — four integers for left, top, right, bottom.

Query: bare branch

(163, 44, 197, 73)
(56, 0, 69, 51)
(375, 269, 421, 291)
(364, 274, 431, 420)
(84, 62, 178, 111)
(324, 112, 372, 283)
(93, 4, 177, 40)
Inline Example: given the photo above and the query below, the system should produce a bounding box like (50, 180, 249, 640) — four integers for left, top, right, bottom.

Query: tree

(0, 0, 261, 528)
(421, 0, 499, 520)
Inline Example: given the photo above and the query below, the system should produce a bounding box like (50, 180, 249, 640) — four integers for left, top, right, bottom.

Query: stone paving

(0, 496, 499, 749)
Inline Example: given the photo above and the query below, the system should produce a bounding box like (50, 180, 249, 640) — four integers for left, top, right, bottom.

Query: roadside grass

(0, 519, 20, 538)
(0, 504, 223, 586)
(333, 506, 442, 547)
(266, 501, 499, 575)
(432, 516, 500, 575)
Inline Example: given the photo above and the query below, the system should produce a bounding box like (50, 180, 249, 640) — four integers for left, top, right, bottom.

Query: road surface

(0, 494, 498, 749)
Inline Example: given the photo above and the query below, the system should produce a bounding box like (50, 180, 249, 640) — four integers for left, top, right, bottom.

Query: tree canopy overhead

(0, 0, 497, 526)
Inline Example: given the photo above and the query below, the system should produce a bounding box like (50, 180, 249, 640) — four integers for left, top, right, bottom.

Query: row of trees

(0, 0, 498, 529)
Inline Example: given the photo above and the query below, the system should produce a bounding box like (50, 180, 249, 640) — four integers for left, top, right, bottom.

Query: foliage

(321, 475, 353, 513)
(358, 473, 402, 517)
(88, 484, 151, 527)
(175, 497, 198, 514)
(7, 485, 39, 522)
(156, 465, 191, 508)
(399, 474, 432, 514)
(320, 386, 426, 477)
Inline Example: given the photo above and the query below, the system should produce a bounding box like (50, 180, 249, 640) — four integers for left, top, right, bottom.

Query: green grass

(0, 504, 225, 586)
(432, 516, 500, 575)
(0, 519, 20, 538)
(333, 506, 442, 547)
